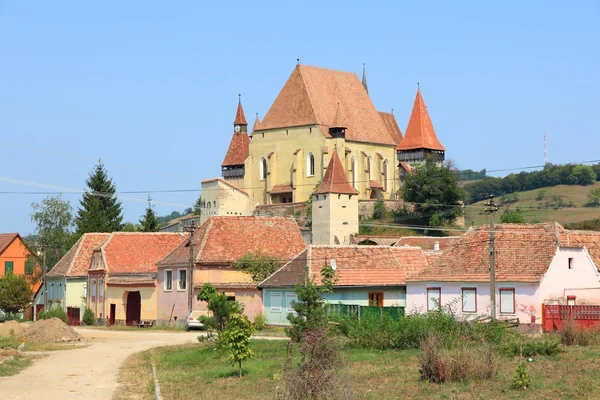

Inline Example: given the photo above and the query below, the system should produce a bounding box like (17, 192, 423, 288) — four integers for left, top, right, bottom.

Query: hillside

(464, 182, 600, 226)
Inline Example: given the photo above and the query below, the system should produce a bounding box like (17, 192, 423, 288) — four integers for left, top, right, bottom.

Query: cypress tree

(76, 160, 124, 234)
(139, 196, 160, 232)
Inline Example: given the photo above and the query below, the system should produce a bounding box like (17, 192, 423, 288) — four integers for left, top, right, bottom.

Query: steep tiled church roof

(222, 132, 249, 167)
(378, 111, 403, 145)
(233, 97, 248, 125)
(397, 89, 445, 152)
(314, 151, 359, 195)
(259, 65, 397, 146)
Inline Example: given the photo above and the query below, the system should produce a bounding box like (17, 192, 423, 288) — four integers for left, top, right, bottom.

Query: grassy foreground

(117, 339, 600, 400)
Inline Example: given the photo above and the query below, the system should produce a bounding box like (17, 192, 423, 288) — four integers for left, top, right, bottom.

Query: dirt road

(0, 327, 200, 400)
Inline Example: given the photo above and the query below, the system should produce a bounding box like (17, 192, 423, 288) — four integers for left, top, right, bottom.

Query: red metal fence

(542, 304, 600, 332)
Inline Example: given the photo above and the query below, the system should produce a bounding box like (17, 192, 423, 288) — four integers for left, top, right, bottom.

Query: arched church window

(351, 155, 357, 189)
(307, 153, 315, 177)
(260, 157, 267, 180)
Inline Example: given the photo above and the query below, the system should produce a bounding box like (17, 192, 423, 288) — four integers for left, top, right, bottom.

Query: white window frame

(270, 292, 282, 312)
(177, 269, 187, 291)
(164, 269, 173, 291)
(461, 287, 477, 313)
(307, 152, 315, 177)
(259, 157, 267, 181)
(499, 288, 516, 315)
(427, 287, 441, 312)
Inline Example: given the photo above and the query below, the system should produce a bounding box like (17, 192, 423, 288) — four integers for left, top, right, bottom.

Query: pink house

(156, 216, 306, 324)
(406, 223, 600, 327)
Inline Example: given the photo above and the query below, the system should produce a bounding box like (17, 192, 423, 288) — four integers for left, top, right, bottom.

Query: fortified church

(221, 63, 446, 205)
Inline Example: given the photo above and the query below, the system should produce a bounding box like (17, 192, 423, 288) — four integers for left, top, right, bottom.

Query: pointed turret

(250, 113, 261, 136)
(397, 88, 445, 163)
(233, 94, 248, 127)
(362, 63, 369, 94)
(314, 151, 358, 195)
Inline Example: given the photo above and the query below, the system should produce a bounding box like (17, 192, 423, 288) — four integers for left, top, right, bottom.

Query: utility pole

(42, 244, 47, 312)
(485, 195, 498, 319)
(185, 222, 196, 315)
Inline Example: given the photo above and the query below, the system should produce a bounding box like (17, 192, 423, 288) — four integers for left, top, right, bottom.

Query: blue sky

(1, 1, 599, 234)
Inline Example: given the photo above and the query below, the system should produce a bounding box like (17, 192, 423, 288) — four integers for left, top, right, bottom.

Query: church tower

(221, 95, 250, 186)
(312, 150, 359, 245)
(396, 88, 445, 165)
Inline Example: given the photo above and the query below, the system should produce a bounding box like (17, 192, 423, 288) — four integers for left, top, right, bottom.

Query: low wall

(254, 202, 308, 226)
(358, 200, 405, 219)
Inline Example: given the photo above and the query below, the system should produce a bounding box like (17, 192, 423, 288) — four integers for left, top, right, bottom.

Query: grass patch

(145, 337, 600, 399)
(114, 348, 154, 400)
(1, 334, 85, 352)
(254, 326, 288, 338)
(0, 355, 33, 377)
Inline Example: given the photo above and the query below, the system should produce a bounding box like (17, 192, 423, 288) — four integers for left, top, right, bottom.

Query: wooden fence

(542, 304, 600, 332)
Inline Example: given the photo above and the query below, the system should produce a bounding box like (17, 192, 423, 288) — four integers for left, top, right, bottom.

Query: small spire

(362, 63, 369, 94)
(391, 108, 394, 115)
(233, 95, 248, 126)
(417, 82, 420, 90)
(297, 58, 300, 65)
(238, 93, 241, 104)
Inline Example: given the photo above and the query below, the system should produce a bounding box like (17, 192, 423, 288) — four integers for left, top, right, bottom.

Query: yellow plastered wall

(194, 267, 254, 286)
(199, 180, 258, 225)
(104, 285, 157, 321)
(245, 126, 398, 204)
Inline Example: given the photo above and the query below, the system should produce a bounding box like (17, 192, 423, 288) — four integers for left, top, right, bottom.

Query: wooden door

(109, 304, 116, 325)
(368, 292, 384, 307)
(126, 291, 141, 325)
(67, 307, 80, 325)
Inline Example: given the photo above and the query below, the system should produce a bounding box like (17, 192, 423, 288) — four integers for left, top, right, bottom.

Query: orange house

(0, 233, 41, 294)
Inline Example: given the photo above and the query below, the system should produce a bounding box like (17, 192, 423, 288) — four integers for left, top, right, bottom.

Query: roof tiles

(221, 132, 250, 167)
(0, 233, 19, 255)
(397, 89, 445, 152)
(48, 233, 110, 277)
(314, 151, 359, 195)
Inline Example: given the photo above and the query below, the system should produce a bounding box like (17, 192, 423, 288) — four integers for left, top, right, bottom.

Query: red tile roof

(250, 114, 261, 136)
(397, 89, 445, 152)
(394, 236, 461, 251)
(96, 233, 186, 274)
(410, 224, 563, 283)
(159, 216, 306, 267)
(221, 132, 250, 167)
(314, 151, 359, 195)
(0, 233, 19, 255)
(558, 230, 600, 269)
(378, 112, 403, 145)
(269, 184, 293, 194)
(259, 65, 398, 146)
(48, 233, 110, 277)
(259, 245, 431, 288)
(369, 180, 384, 189)
(399, 162, 413, 173)
(234, 100, 248, 125)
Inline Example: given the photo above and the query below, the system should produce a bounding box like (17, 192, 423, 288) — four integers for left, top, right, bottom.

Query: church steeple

(362, 63, 369, 94)
(233, 94, 248, 133)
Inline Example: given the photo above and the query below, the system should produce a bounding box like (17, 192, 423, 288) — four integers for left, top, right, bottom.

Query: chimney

(434, 241, 440, 252)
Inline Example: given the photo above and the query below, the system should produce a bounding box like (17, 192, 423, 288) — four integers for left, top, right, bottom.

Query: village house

(221, 64, 446, 205)
(0, 233, 41, 319)
(156, 216, 306, 324)
(36, 233, 110, 323)
(198, 178, 258, 225)
(87, 232, 185, 325)
(406, 223, 600, 326)
(258, 245, 433, 326)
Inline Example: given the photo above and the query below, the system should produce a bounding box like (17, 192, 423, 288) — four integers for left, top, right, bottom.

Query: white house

(406, 223, 600, 325)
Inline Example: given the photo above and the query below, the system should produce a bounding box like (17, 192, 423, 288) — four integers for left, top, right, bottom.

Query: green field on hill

(465, 182, 600, 226)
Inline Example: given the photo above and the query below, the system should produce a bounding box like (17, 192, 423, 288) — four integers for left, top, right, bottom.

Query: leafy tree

(500, 209, 526, 224)
(76, 160, 123, 234)
(569, 165, 596, 186)
(232, 252, 282, 282)
(402, 159, 465, 226)
(83, 307, 96, 325)
(588, 188, 600, 207)
(121, 222, 138, 232)
(287, 274, 327, 342)
(139, 196, 160, 232)
(373, 199, 387, 220)
(197, 283, 243, 331)
(194, 195, 202, 216)
(30, 195, 76, 271)
(220, 313, 255, 377)
(0, 274, 33, 317)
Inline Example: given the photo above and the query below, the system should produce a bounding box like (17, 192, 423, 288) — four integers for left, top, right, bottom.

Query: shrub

(536, 190, 546, 201)
(588, 188, 600, 207)
(82, 308, 95, 326)
(219, 313, 254, 377)
(373, 199, 387, 220)
(500, 338, 561, 357)
(38, 307, 68, 323)
(253, 313, 266, 331)
(511, 362, 531, 390)
(419, 333, 446, 383)
(198, 315, 216, 331)
(561, 320, 598, 346)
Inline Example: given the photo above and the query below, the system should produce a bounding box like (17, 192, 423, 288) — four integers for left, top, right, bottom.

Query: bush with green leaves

(219, 313, 255, 377)
(511, 362, 531, 390)
(253, 313, 266, 331)
(198, 315, 217, 331)
(38, 307, 68, 323)
(373, 199, 387, 220)
(197, 283, 243, 331)
(82, 307, 95, 326)
(232, 252, 282, 282)
(499, 337, 561, 357)
(0, 273, 33, 318)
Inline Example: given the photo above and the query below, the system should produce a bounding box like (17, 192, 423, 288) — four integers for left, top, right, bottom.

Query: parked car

(184, 311, 205, 331)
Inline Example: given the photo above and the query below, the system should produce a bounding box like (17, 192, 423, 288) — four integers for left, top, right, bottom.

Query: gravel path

(0, 328, 200, 400)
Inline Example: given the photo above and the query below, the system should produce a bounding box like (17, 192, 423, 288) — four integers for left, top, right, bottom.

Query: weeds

(561, 320, 598, 346)
(499, 338, 561, 357)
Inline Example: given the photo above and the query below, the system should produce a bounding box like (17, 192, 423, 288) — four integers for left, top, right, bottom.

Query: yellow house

(87, 232, 186, 325)
(222, 64, 407, 204)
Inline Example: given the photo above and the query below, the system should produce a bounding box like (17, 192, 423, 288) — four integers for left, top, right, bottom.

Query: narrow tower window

(307, 153, 315, 177)
(260, 157, 267, 180)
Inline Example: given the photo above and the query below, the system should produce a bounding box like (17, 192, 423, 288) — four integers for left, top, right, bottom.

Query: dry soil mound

(0, 320, 28, 338)
(22, 318, 83, 343)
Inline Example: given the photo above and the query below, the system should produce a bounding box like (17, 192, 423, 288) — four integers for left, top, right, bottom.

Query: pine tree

(139, 196, 160, 232)
(194, 195, 202, 216)
(76, 160, 124, 234)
